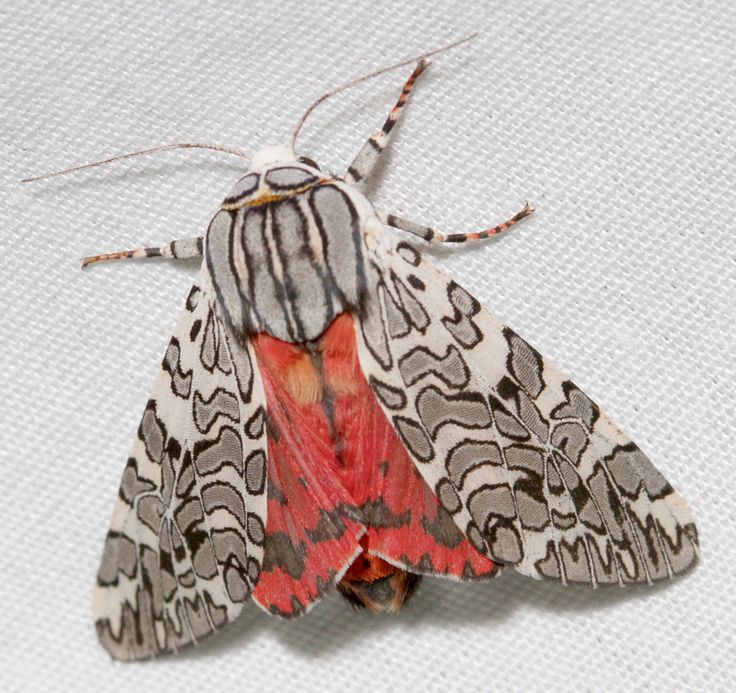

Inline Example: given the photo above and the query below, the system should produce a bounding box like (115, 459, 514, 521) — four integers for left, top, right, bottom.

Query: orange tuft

(252, 333, 323, 404)
(320, 313, 360, 396)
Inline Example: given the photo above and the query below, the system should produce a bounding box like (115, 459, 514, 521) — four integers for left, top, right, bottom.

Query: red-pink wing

(322, 314, 498, 580)
(250, 334, 364, 616)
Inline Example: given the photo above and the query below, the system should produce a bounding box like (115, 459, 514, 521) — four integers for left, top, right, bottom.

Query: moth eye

(298, 156, 321, 171)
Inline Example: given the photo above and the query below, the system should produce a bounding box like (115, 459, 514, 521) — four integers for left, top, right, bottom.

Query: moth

(31, 37, 698, 661)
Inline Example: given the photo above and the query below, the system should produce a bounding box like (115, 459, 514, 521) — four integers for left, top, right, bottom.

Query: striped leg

(345, 60, 428, 185)
(384, 203, 534, 244)
(81, 236, 203, 269)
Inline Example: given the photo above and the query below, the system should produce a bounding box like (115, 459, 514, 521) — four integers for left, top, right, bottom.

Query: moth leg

(345, 60, 428, 185)
(81, 236, 203, 269)
(383, 203, 533, 244)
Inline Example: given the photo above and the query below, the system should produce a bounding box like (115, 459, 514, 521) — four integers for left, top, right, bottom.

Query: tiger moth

(32, 36, 699, 660)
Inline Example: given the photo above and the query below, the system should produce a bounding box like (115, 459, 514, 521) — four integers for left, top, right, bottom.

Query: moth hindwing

(75, 45, 697, 661)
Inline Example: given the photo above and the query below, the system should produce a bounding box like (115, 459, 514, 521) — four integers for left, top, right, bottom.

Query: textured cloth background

(2, 1, 735, 691)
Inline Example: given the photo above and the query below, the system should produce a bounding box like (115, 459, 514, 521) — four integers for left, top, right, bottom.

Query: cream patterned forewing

(93, 270, 268, 660)
(356, 222, 698, 587)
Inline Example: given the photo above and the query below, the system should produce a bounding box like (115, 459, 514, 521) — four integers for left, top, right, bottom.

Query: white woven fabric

(2, 0, 735, 690)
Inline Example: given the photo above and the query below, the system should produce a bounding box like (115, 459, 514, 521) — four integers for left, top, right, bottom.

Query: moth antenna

(290, 32, 479, 149)
(20, 143, 251, 183)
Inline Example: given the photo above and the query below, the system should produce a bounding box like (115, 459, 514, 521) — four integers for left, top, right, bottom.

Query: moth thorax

(205, 169, 372, 344)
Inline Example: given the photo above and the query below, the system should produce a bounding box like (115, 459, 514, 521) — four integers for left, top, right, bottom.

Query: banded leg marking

(385, 203, 534, 244)
(81, 236, 203, 269)
(345, 60, 428, 185)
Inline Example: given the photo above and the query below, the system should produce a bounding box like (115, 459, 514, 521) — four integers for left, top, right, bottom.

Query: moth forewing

(92, 273, 269, 660)
(355, 222, 698, 586)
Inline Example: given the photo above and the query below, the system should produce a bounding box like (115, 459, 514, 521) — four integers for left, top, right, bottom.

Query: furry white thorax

(249, 145, 297, 169)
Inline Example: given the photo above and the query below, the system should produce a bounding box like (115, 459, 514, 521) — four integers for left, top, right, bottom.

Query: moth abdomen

(337, 564, 423, 613)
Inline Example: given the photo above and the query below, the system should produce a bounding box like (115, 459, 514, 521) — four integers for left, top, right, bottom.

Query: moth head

(243, 145, 319, 173)
(221, 145, 323, 210)
(249, 145, 298, 169)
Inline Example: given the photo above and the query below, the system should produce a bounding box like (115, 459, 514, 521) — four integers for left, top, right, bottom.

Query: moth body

(203, 147, 425, 610)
